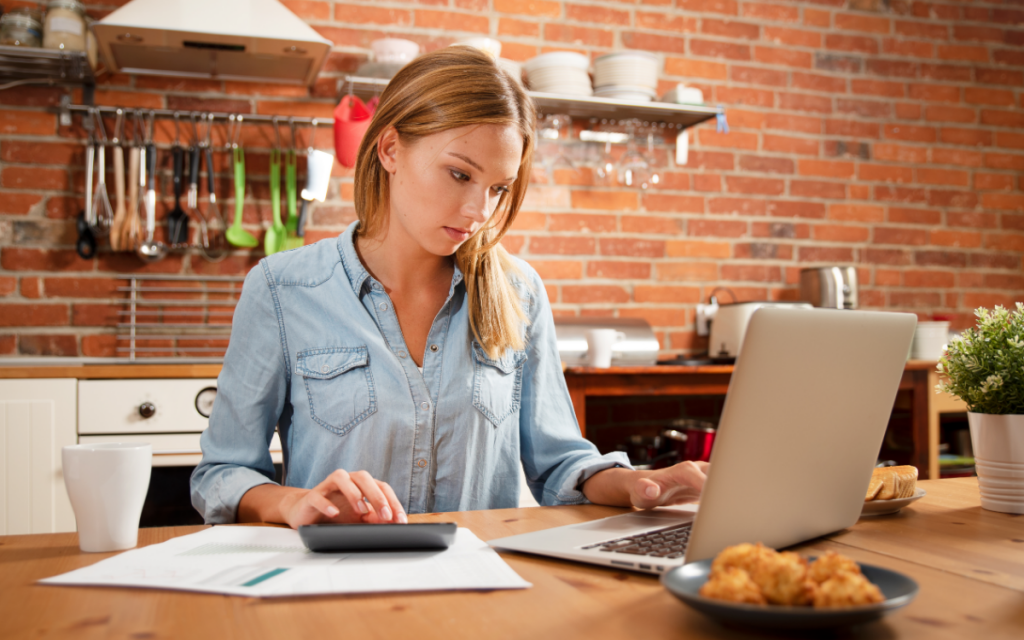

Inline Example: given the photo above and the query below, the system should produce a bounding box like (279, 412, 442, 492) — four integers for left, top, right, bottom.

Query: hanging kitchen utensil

(75, 114, 96, 259)
(333, 94, 372, 168)
(284, 147, 302, 250)
(109, 110, 127, 251)
(124, 111, 142, 251)
(137, 117, 168, 263)
(264, 121, 286, 255)
(90, 111, 114, 240)
(225, 115, 258, 248)
(297, 119, 333, 238)
(166, 113, 190, 245)
(187, 113, 227, 262)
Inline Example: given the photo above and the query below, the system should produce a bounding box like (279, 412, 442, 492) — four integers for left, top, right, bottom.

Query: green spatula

(284, 149, 304, 250)
(264, 149, 286, 255)
(225, 146, 257, 248)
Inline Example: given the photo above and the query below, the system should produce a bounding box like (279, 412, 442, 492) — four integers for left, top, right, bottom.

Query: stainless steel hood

(93, 0, 333, 86)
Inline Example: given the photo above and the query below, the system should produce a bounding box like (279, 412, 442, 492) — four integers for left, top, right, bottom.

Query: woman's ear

(377, 126, 399, 175)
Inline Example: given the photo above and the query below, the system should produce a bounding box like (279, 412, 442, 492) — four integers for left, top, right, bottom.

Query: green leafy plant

(938, 304, 1024, 415)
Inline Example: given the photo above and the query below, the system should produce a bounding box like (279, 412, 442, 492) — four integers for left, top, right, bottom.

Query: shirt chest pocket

(471, 342, 527, 428)
(296, 347, 377, 437)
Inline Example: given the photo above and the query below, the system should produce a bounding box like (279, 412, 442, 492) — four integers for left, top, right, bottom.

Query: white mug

(585, 329, 627, 368)
(62, 443, 152, 553)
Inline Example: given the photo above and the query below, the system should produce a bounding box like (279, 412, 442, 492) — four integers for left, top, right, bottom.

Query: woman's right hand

(276, 469, 408, 529)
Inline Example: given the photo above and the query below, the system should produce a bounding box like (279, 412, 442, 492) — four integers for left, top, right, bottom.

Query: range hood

(93, 0, 333, 86)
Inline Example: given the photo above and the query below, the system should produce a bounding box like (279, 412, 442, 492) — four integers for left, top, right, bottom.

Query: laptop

(490, 307, 917, 575)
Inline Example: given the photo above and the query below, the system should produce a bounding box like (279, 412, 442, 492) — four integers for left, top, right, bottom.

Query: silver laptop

(490, 308, 917, 575)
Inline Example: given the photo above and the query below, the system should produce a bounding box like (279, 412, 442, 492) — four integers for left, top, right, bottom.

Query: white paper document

(40, 526, 531, 597)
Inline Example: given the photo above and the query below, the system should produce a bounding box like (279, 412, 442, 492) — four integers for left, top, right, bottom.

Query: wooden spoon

(123, 144, 141, 250)
(109, 144, 127, 251)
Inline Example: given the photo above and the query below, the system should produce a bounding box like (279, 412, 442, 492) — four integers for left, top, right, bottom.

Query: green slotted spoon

(264, 149, 286, 255)
(225, 146, 257, 248)
(284, 149, 304, 250)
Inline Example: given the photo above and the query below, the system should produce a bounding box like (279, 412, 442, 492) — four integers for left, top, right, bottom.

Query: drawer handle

(139, 402, 157, 419)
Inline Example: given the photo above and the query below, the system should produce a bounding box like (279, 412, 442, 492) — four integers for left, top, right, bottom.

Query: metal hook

(173, 111, 181, 146)
(228, 114, 244, 149)
(288, 117, 297, 152)
(146, 110, 155, 144)
(272, 115, 281, 150)
(308, 118, 317, 153)
(92, 107, 107, 143)
(111, 109, 124, 146)
(204, 113, 213, 148)
(190, 112, 200, 147)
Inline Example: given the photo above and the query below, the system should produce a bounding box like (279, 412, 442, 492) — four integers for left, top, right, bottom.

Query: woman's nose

(462, 188, 493, 223)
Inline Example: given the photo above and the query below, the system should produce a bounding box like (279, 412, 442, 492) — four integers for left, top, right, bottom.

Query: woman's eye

(493, 186, 511, 196)
(450, 169, 470, 182)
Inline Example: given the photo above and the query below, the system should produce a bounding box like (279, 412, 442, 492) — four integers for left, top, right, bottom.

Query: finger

(347, 470, 394, 522)
(376, 480, 407, 523)
(318, 469, 371, 517)
(632, 462, 706, 508)
(305, 490, 341, 521)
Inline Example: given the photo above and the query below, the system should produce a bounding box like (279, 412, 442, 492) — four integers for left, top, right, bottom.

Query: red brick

(621, 215, 683, 235)
(1, 167, 69, 191)
(70, 303, 121, 327)
(702, 19, 760, 40)
(917, 168, 970, 187)
(767, 201, 827, 219)
(498, 18, 539, 37)
(705, 198, 762, 216)
(665, 58, 727, 80)
(884, 124, 936, 143)
(975, 173, 1015, 191)
(528, 236, 595, 255)
(895, 103, 922, 119)
(666, 240, 732, 258)
(548, 214, 616, 233)
(754, 46, 813, 68)
(715, 86, 775, 107)
(634, 285, 702, 304)
(0, 335, 14, 354)
(689, 39, 750, 60)
(587, 261, 651, 280)
(599, 239, 665, 258)
(826, 34, 880, 55)
(724, 109, 767, 130)
(692, 174, 722, 192)
(984, 153, 1024, 171)
(971, 253, 1020, 270)
(725, 176, 785, 196)
(996, 132, 1024, 150)
(17, 334, 77, 357)
(937, 45, 989, 62)
(864, 248, 912, 265)
(908, 83, 960, 103)
(742, 3, 799, 23)
(40, 277, 121, 298)
(873, 227, 929, 245)
(501, 235, 525, 255)
(985, 231, 1024, 251)
(791, 180, 847, 199)
(281, 0, 330, 19)
(19, 277, 41, 298)
(837, 99, 892, 118)
(975, 67, 1024, 87)
(792, 72, 847, 93)
(835, 12, 891, 34)
(920, 63, 972, 83)
(566, 2, 628, 24)
(939, 127, 992, 147)
(850, 79, 905, 98)
(982, 194, 1024, 212)
(721, 264, 781, 282)
(619, 308, 692, 329)
(739, 156, 794, 174)
(930, 148, 983, 167)
(881, 38, 934, 58)
(824, 119, 881, 138)
(493, 0, 561, 18)
(642, 194, 704, 213)
(730, 66, 787, 87)
(657, 262, 720, 282)
(964, 87, 1015, 107)
(562, 285, 630, 304)
(752, 221, 811, 239)
(890, 291, 943, 308)
(415, 9, 488, 31)
(994, 49, 1024, 66)
(0, 304, 68, 327)
(798, 246, 856, 263)
(0, 248, 93, 272)
(764, 26, 821, 48)
(526, 260, 582, 280)
(764, 114, 822, 134)
(875, 269, 901, 286)
(677, 0, 737, 16)
(813, 224, 870, 242)
(0, 109, 57, 135)
(798, 159, 855, 178)
(930, 230, 981, 248)
(866, 59, 919, 78)
(875, 186, 928, 204)
(981, 109, 1024, 128)
(620, 31, 688, 54)
(874, 144, 929, 164)
(888, 207, 942, 225)
(0, 277, 15, 297)
(858, 163, 915, 183)
(636, 11, 698, 33)
(778, 92, 832, 114)
(688, 219, 748, 237)
(0, 192, 43, 215)
(924, 106, 976, 123)
(763, 134, 819, 155)
(570, 190, 638, 211)
(698, 130, 758, 150)
(544, 24, 614, 47)
(829, 204, 886, 222)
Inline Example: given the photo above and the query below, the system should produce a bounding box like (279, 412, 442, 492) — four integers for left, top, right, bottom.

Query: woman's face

(380, 123, 524, 257)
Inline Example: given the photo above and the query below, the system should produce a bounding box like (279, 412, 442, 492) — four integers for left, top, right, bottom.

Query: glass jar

(43, 0, 86, 52)
(0, 10, 44, 47)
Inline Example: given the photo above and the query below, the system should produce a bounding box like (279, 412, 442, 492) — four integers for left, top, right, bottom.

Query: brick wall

(1, 0, 1022, 358)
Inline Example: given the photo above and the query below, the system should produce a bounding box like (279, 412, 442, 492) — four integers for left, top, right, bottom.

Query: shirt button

(321, 365, 329, 373)
(378, 302, 388, 311)
(373, 283, 382, 291)
(397, 351, 407, 359)
(420, 401, 429, 410)
(417, 459, 427, 468)
(429, 344, 439, 352)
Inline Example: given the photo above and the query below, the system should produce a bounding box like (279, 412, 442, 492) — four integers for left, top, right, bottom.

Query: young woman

(191, 46, 708, 528)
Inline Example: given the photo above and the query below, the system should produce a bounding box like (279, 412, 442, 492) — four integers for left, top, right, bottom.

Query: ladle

(225, 115, 258, 248)
(136, 140, 168, 263)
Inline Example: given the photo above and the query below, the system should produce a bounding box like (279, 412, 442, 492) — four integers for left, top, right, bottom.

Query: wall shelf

(0, 45, 94, 91)
(339, 75, 722, 131)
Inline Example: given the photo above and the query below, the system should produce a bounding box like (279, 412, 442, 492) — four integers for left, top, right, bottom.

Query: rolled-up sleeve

(190, 262, 289, 523)
(516, 265, 632, 506)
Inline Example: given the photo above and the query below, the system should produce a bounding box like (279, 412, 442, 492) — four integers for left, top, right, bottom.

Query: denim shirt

(191, 222, 630, 523)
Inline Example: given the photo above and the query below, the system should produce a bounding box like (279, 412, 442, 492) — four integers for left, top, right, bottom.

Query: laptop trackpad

(573, 510, 694, 533)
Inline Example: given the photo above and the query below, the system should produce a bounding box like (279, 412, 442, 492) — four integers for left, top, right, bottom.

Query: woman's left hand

(628, 460, 709, 510)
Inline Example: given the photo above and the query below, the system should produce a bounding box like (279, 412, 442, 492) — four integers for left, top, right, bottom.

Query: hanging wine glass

(644, 131, 660, 189)
(617, 123, 650, 189)
(594, 141, 617, 186)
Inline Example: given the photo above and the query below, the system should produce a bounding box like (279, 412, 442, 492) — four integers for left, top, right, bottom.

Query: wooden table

(2, 478, 1021, 640)
(564, 361, 938, 477)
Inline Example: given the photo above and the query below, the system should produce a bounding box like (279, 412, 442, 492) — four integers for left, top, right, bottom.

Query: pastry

(699, 566, 767, 605)
(813, 570, 885, 608)
(865, 466, 918, 501)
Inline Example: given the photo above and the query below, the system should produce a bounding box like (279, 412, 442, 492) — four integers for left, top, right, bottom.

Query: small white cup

(62, 443, 152, 553)
(585, 329, 627, 368)
(911, 321, 950, 360)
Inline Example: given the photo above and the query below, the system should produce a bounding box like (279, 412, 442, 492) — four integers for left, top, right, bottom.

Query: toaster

(708, 302, 813, 359)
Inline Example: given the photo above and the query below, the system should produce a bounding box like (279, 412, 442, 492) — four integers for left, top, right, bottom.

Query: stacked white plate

(524, 52, 592, 97)
(593, 51, 659, 101)
(975, 457, 1024, 514)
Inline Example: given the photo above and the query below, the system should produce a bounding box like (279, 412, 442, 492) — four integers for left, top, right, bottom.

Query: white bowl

(980, 495, 1024, 514)
(371, 38, 419, 64)
(524, 51, 590, 73)
(456, 37, 501, 59)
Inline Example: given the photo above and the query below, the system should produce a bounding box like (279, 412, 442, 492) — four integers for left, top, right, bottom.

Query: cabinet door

(0, 379, 77, 535)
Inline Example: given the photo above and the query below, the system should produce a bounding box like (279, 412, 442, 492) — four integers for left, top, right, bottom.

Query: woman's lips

(443, 227, 471, 242)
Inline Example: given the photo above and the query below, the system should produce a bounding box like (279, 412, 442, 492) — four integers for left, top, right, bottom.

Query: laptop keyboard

(580, 522, 692, 559)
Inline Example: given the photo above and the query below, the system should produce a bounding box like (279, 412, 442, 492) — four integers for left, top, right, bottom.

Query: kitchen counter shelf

(341, 75, 722, 130)
(0, 362, 222, 379)
(0, 44, 93, 89)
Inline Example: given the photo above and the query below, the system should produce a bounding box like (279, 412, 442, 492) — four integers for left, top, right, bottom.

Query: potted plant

(938, 304, 1024, 514)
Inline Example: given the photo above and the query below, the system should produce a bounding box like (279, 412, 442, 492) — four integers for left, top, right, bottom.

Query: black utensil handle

(296, 199, 309, 237)
(76, 211, 97, 259)
(146, 143, 157, 188)
(172, 146, 184, 199)
(205, 147, 215, 194)
(190, 147, 201, 188)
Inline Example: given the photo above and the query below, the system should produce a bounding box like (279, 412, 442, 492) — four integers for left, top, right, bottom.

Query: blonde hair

(353, 46, 536, 358)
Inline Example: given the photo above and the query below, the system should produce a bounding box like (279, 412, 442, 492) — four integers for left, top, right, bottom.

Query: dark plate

(663, 558, 918, 630)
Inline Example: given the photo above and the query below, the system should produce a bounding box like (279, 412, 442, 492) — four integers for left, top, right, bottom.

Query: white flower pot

(968, 412, 1024, 514)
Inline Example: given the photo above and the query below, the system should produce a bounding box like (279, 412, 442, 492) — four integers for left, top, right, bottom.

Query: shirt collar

(337, 221, 465, 298)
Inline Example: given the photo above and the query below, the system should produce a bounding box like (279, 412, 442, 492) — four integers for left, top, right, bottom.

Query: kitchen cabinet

(0, 379, 77, 535)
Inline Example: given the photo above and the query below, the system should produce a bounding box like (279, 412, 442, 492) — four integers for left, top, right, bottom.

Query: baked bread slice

(865, 466, 918, 501)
